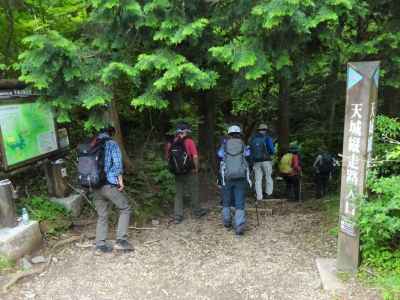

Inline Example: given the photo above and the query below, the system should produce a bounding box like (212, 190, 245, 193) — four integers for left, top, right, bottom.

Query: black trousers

(315, 173, 330, 199)
(282, 175, 300, 201)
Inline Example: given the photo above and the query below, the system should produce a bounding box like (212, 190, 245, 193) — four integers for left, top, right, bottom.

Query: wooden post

(337, 61, 380, 272)
(44, 159, 71, 198)
(0, 179, 17, 228)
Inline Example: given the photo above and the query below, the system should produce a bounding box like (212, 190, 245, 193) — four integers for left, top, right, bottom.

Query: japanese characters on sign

(343, 103, 364, 217)
(367, 102, 376, 167)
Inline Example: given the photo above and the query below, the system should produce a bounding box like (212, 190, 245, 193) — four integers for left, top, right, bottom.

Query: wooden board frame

(0, 97, 64, 172)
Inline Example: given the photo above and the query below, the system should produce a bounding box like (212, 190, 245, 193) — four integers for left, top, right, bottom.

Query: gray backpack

(223, 138, 248, 180)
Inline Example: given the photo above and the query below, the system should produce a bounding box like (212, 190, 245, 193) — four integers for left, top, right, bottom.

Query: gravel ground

(1, 200, 380, 300)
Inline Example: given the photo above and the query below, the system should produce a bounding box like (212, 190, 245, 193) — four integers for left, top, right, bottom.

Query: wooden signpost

(337, 61, 380, 272)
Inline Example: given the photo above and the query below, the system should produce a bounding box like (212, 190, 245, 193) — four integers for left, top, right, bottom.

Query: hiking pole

(299, 172, 303, 202)
(255, 197, 260, 226)
(249, 169, 260, 226)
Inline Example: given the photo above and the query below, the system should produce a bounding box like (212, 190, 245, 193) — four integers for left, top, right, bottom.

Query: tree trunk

(3, 0, 15, 67)
(277, 77, 290, 155)
(326, 61, 341, 148)
(198, 92, 217, 173)
(327, 98, 337, 146)
(110, 97, 135, 173)
(383, 86, 400, 117)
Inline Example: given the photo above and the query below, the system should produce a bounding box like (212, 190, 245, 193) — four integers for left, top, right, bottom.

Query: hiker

(218, 125, 251, 235)
(313, 150, 338, 199)
(166, 122, 208, 224)
(216, 135, 234, 207)
(278, 144, 302, 202)
(249, 124, 275, 201)
(78, 125, 133, 253)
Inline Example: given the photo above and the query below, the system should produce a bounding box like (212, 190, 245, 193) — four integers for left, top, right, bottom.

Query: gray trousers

(253, 160, 273, 200)
(175, 173, 200, 218)
(93, 185, 131, 246)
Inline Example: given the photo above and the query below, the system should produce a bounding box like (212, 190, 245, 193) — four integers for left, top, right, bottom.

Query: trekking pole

(255, 197, 260, 226)
(299, 172, 303, 202)
(249, 169, 260, 226)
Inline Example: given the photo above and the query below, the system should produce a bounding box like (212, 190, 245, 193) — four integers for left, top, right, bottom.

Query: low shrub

(0, 256, 15, 271)
(18, 196, 71, 235)
(357, 115, 400, 299)
(124, 148, 175, 224)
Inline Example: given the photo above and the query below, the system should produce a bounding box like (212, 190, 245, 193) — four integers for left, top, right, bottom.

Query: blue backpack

(250, 136, 270, 162)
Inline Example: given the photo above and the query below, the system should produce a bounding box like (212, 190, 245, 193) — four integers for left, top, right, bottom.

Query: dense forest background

(1, 0, 400, 166)
(1, 1, 400, 297)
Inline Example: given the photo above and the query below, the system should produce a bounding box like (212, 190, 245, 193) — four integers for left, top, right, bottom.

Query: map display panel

(0, 102, 58, 167)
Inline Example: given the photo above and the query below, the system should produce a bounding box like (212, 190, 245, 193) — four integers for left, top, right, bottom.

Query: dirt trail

(2, 200, 380, 300)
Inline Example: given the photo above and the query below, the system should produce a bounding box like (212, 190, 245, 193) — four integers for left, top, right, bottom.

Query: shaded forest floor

(1, 195, 381, 300)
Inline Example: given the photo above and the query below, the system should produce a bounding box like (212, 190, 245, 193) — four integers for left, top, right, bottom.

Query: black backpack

(168, 137, 194, 175)
(77, 137, 110, 189)
(317, 153, 334, 174)
(250, 135, 270, 162)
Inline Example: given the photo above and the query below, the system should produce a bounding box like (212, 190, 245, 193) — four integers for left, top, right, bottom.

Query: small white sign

(340, 216, 356, 237)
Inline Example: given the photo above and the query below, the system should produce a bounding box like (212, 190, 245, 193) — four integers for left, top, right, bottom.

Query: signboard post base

(44, 160, 71, 198)
(0, 179, 17, 228)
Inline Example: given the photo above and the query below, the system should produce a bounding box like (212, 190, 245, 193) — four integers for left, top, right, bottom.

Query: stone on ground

(49, 193, 84, 217)
(20, 256, 33, 270)
(316, 258, 346, 291)
(31, 256, 47, 264)
(0, 221, 42, 260)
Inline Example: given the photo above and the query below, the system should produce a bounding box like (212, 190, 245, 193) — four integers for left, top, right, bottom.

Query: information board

(0, 102, 58, 168)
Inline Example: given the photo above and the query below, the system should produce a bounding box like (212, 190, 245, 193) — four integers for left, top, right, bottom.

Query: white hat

(228, 125, 241, 134)
(258, 124, 268, 130)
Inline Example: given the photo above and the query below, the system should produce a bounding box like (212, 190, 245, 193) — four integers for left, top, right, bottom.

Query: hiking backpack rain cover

(279, 153, 294, 174)
(168, 137, 194, 175)
(223, 138, 248, 180)
(77, 138, 109, 188)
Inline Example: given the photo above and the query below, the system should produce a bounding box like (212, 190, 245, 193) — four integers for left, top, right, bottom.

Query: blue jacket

(98, 133, 123, 185)
(250, 133, 275, 156)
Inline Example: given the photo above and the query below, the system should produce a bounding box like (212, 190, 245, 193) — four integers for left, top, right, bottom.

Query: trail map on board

(0, 102, 58, 167)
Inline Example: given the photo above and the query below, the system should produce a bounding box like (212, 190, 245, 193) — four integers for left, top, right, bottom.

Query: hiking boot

(263, 194, 273, 200)
(115, 239, 134, 252)
(193, 208, 209, 218)
(224, 222, 232, 229)
(95, 243, 113, 254)
(235, 224, 245, 236)
(174, 216, 184, 224)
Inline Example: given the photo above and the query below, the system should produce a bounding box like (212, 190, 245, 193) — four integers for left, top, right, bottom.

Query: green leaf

(276, 53, 292, 70)
(131, 91, 168, 110)
(79, 85, 112, 109)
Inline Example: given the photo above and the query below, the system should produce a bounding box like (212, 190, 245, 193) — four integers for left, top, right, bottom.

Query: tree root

(129, 226, 157, 230)
(51, 235, 82, 251)
(2, 254, 52, 294)
(2, 234, 84, 294)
